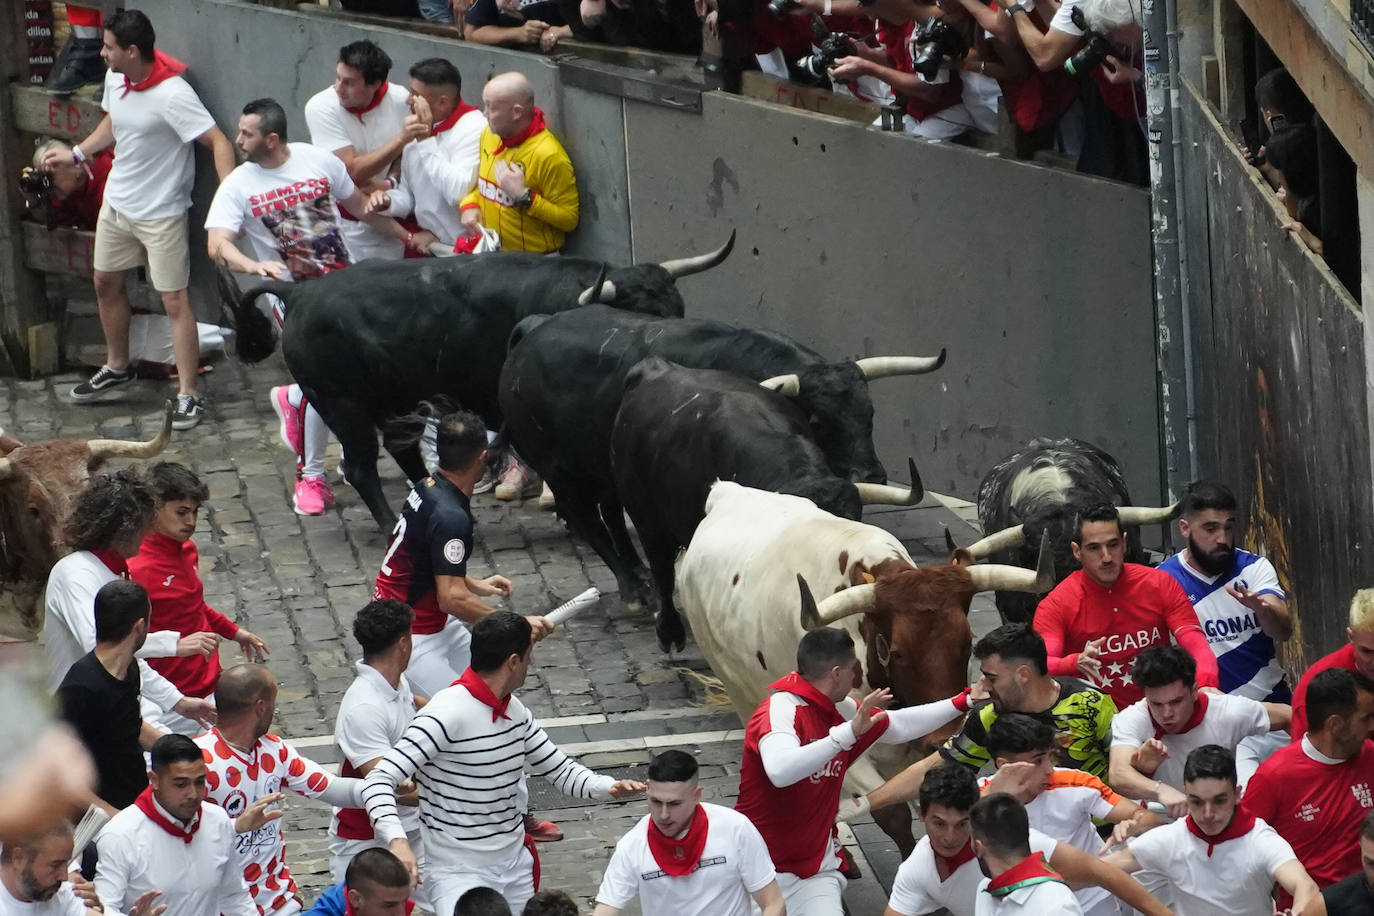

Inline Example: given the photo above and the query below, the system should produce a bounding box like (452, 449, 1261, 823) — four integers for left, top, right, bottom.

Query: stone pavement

(2, 351, 1004, 916)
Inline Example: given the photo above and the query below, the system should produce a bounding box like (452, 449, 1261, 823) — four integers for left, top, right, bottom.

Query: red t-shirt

(1243, 737, 1374, 887)
(1033, 563, 1219, 707)
(1290, 644, 1359, 742)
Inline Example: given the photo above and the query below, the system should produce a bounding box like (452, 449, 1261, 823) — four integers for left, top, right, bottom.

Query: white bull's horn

(854, 349, 947, 381)
(759, 374, 800, 397)
(577, 265, 616, 305)
(658, 230, 736, 279)
(965, 523, 1027, 559)
(88, 402, 173, 460)
(798, 575, 877, 628)
(1118, 503, 1179, 525)
(967, 531, 1055, 593)
(855, 458, 924, 507)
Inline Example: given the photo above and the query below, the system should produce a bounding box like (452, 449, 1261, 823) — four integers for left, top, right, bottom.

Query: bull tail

(382, 397, 458, 453)
(214, 260, 291, 364)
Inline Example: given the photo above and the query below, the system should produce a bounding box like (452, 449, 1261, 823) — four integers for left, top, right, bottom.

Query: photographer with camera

(20, 139, 113, 231)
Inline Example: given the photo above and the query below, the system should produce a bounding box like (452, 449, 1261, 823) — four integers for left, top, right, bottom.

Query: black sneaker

(171, 394, 205, 430)
(70, 365, 136, 402)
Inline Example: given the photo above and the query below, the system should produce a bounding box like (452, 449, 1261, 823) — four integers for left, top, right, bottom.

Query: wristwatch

(1006, 5, 1026, 16)
(514, 188, 535, 210)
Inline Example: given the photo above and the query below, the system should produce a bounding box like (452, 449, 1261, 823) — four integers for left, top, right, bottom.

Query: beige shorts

(92, 201, 190, 292)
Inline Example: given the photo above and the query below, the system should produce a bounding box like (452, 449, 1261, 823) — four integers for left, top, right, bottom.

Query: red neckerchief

(432, 101, 478, 136)
(933, 841, 977, 880)
(646, 804, 709, 876)
(1185, 808, 1257, 857)
(133, 786, 201, 844)
(346, 83, 388, 122)
(493, 107, 548, 155)
(92, 548, 129, 577)
(453, 668, 512, 722)
(1152, 692, 1208, 739)
(984, 853, 1066, 897)
(344, 887, 414, 916)
(120, 50, 187, 98)
(768, 672, 843, 727)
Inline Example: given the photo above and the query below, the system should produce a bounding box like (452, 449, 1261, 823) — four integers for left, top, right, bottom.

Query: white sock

(287, 384, 303, 409)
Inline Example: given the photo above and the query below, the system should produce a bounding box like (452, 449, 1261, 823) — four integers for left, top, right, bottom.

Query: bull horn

(0, 456, 11, 481)
(1118, 502, 1179, 525)
(944, 528, 959, 553)
(854, 458, 924, 507)
(799, 573, 878, 628)
(658, 230, 736, 279)
(964, 523, 1027, 559)
(88, 402, 174, 460)
(967, 531, 1056, 594)
(759, 374, 800, 397)
(577, 265, 616, 305)
(854, 349, 947, 381)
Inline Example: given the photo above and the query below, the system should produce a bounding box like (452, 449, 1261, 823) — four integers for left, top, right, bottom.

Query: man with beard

(1159, 482, 1292, 773)
(0, 821, 106, 916)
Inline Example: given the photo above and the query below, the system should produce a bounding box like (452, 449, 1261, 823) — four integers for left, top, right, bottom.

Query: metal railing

(1354, 0, 1374, 58)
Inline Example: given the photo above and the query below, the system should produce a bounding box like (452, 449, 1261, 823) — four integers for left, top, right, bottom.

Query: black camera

(911, 16, 968, 80)
(797, 14, 858, 78)
(1063, 6, 1119, 75)
(18, 169, 52, 197)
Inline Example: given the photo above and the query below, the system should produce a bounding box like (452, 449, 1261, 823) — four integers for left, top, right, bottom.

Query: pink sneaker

(270, 386, 304, 456)
(494, 459, 541, 501)
(293, 475, 335, 516)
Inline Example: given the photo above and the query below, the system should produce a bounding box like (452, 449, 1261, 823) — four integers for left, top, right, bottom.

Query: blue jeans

(419, 0, 454, 21)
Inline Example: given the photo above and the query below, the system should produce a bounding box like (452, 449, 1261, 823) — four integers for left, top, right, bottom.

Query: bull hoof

(656, 617, 686, 654)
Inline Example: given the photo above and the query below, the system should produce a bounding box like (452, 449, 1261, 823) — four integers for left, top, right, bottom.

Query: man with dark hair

(0, 821, 104, 916)
(455, 888, 511, 916)
(594, 750, 782, 916)
(44, 470, 215, 728)
(737, 626, 972, 914)
(364, 611, 644, 914)
(304, 40, 420, 261)
(47, 9, 234, 429)
(1244, 668, 1374, 887)
(1321, 810, 1374, 913)
(969, 794, 1082, 914)
(95, 735, 256, 916)
(1034, 503, 1219, 707)
(303, 848, 415, 916)
(374, 410, 552, 697)
(130, 462, 268, 732)
(1105, 745, 1322, 914)
(206, 99, 376, 517)
(1109, 645, 1286, 809)
(330, 600, 425, 888)
(364, 59, 486, 250)
(1255, 68, 1313, 134)
(858, 623, 1116, 822)
(520, 890, 578, 916)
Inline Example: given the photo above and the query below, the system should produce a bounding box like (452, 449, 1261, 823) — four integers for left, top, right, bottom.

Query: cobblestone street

(3, 351, 1002, 915)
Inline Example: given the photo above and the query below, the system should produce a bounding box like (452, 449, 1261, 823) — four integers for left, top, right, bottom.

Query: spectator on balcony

(23, 139, 112, 232)
(465, 0, 573, 50)
(1266, 123, 1322, 255)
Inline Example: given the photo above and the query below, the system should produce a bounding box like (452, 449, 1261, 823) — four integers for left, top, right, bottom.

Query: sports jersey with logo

(373, 476, 473, 635)
(1158, 549, 1289, 702)
(1111, 691, 1271, 790)
(886, 829, 1059, 916)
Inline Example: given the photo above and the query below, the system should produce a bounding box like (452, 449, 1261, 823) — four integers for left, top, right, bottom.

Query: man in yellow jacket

(460, 72, 578, 254)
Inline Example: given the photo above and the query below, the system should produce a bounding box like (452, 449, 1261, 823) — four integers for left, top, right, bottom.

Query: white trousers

(768, 869, 845, 915)
(427, 845, 536, 916)
(406, 618, 472, 699)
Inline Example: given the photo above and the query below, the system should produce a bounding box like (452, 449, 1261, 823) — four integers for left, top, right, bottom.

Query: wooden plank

(738, 71, 879, 125)
(25, 322, 59, 376)
(9, 83, 103, 141)
(21, 221, 98, 275)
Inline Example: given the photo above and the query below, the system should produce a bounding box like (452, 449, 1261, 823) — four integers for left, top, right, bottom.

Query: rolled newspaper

(73, 804, 110, 853)
(545, 587, 600, 626)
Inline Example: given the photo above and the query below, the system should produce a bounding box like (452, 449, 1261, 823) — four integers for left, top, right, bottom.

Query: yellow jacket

(460, 119, 579, 254)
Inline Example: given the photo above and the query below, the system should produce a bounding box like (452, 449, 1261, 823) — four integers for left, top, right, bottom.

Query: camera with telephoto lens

(1063, 6, 1119, 75)
(18, 168, 52, 197)
(797, 14, 858, 78)
(911, 16, 969, 80)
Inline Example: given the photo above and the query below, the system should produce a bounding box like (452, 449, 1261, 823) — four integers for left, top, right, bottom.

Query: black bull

(609, 358, 924, 651)
(215, 239, 734, 529)
(499, 305, 944, 617)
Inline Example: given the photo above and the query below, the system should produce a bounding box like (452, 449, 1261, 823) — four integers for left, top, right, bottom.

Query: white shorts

(406, 618, 472, 699)
(427, 844, 536, 916)
(770, 869, 844, 916)
(92, 201, 190, 292)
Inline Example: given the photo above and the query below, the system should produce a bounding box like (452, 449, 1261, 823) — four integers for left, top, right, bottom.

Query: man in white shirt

(364, 58, 485, 250)
(593, 750, 784, 916)
(94, 734, 258, 916)
(970, 793, 1083, 915)
(50, 9, 234, 429)
(1102, 744, 1324, 916)
(303, 40, 422, 262)
(205, 98, 372, 518)
(0, 821, 102, 916)
(1108, 645, 1288, 814)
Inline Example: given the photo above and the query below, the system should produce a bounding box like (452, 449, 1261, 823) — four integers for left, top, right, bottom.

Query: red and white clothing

(974, 854, 1083, 916)
(94, 792, 256, 916)
(1126, 813, 1298, 915)
(1290, 643, 1361, 742)
(736, 673, 967, 914)
(0, 882, 87, 916)
(376, 105, 485, 247)
(887, 829, 1059, 916)
(1034, 564, 1219, 707)
(303, 83, 409, 261)
(1111, 691, 1271, 790)
(1242, 734, 1374, 887)
(100, 59, 217, 221)
(595, 803, 776, 916)
(195, 730, 364, 916)
(329, 661, 423, 884)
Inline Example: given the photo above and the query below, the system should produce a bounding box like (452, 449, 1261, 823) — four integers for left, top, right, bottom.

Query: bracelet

(71, 145, 87, 164)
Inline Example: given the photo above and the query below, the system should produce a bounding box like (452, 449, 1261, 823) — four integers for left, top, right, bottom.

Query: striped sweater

(363, 682, 614, 869)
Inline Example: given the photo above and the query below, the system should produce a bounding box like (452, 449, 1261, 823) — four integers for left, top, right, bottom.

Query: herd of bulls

(0, 237, 1175, 852)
